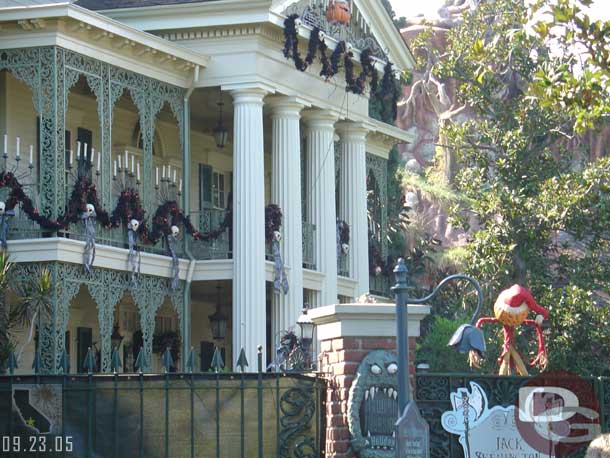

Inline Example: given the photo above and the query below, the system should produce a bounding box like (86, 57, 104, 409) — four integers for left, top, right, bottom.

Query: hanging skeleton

(0, 201, 15, 250)
(167, 225, 180, 290)
(272, 230, 289, 294)
(82, 203, 96, 274)
(127, 219, 142, 287)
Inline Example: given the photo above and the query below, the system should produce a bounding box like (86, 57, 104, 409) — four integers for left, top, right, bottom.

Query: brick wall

(319, 336, 417, 458)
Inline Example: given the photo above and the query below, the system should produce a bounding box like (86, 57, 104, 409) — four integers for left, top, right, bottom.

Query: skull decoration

(374, 266, 382, 276)
(129, 219, 140, 232)
(341, 243, 350, 255)
(171, 225, 180, 237)
(85, 203, 96, 217)
(0, 201, 5, 216)
(273, 230, 282, 242)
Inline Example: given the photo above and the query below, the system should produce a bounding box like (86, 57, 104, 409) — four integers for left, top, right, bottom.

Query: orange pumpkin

(327, 0, 351, 25)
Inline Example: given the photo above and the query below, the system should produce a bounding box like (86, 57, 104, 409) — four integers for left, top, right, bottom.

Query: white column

(337, 122, 369, 296)
(230, 87, 267, 369)
(303, 110, 339, 307)
(268, 96, 307, 345)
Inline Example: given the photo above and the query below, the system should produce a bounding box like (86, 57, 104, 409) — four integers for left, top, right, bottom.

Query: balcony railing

(302, 221, 316, 270)
(369, 273, 390, 297)
(189, 208, 231, 260)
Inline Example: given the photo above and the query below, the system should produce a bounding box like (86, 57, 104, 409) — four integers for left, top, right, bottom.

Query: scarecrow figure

(475, 284, 548, 376)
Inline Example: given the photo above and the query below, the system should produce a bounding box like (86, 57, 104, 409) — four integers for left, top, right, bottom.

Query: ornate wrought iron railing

(0, 353, 325, 458)
(189, 208, 231, 260)
(415, 373, 610, 458)
(302, 221, 316, 270)
(369, 273, 390, 297)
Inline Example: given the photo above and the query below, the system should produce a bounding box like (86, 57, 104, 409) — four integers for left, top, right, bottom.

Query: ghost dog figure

(127, 219, 141, 287)
(272, 230, 288, 294)
(82, 203, 97, 274)
(167, 225, 180, 290)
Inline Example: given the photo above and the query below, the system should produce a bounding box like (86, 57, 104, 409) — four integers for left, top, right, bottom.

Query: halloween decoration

(347, 350, 401, 456)
(81, 203, 97, 274)
(0, 200, 15, 250)
(167, 225, 180, 290)
(475, 284, 549, 375)
(327, 0, 351, 25)
(272, 229, 289, 294)
(127, 218, 141, 287)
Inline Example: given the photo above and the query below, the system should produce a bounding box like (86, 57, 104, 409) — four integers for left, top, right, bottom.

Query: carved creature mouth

(360, 384, 399, 451)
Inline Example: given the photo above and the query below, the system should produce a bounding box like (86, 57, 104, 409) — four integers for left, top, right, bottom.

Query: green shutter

(199, 164, 213, 209)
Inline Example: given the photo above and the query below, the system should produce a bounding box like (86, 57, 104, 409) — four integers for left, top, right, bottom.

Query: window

(212, 171, 225, 208)
(154, 315, 177, 334)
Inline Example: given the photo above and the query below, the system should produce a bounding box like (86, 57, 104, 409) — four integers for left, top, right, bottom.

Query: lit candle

(97, 151, 101, 171)
(131, 155, 135, 175)
(167, 164, 171, 181)
(173, 169, 176, 183)
(156, 167, 159, 186)
(179, 179, 182, 193)
(124, 151, 128, 170)
(90, 148, 95, 165)
(136, 162, 140, 181)
(29, 145, 33, 166)
(69, 150, 73, 166)
(3, 135, 7, 156)
(76, 141, 81, 159)
(162, 165, 166, 179)
(15, 137, 20, 159)
(114, 160, 117, 177)
(118, 155, 122, 170)
(83, 143, 88, 162)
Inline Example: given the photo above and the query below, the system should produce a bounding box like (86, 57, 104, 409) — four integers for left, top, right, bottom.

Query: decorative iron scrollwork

(279, 385, 317, 458)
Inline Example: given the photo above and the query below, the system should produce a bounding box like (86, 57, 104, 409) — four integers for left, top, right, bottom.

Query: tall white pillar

(337, 122, 370, 296)
(268, 96, 307, 345)
(230, 87, 267, 369)
(303, 110, 339, 307)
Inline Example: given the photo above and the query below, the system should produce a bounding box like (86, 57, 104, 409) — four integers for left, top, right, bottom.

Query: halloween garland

(0, 171, 61, 231)
(283, 15, 395, 110)
(265, 204, 283, 244)
(337, 220, 350, 245)
(59, 176, 111, 228)
(369, 244, 393, 277)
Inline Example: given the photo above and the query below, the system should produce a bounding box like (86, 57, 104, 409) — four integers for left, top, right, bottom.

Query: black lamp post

(297, 308, 315, 369)
(393, 258, 483, 454)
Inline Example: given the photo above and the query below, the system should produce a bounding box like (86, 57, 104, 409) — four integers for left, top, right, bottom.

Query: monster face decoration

(348, 350, 402, 457)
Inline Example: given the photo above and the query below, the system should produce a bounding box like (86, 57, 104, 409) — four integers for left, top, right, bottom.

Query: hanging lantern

(208, 284, 228, 340)
(213, 88, 228, 148)
(327, 0, 351, 25)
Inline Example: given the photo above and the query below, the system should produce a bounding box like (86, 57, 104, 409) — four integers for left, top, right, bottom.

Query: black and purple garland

(0, 171, 62, 231)
(265, 204, 283, 244)
(283, 15, 395, 108)
(369, 244, 394, 277)
(337, 219, 350, 245)
(0, 172, 287, 249)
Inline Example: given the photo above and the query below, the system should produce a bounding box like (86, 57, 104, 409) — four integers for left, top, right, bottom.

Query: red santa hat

(503, 284, 548, 319)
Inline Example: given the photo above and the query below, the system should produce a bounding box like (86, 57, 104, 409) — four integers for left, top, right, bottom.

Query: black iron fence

(415, 373, 610, 458)
(0, 365, 324, 458)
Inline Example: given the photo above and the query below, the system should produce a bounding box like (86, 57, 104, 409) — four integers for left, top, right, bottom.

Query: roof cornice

(0, 2, 209, 68)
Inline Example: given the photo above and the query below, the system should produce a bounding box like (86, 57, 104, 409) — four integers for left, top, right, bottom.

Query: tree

(0, 253, 52, 372)
(530, 0, 610, 133)
(412, 0, 610, 375)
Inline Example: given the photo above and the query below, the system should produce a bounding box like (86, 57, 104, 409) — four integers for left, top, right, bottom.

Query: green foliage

(416, 316, 474, 372)
(412, 0, 610, 375)
(531, 0, 610, 132)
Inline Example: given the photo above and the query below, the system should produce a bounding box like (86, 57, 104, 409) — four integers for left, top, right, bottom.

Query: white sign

(441, 382, 553, 458)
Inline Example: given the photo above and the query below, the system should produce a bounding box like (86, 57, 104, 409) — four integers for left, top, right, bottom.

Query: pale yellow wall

(190, 298, 232, 371)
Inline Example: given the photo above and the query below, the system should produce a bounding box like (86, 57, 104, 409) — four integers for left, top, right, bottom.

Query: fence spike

(135, 346, 147, 374)
(236, 348, 249, 372)
(162, 347, 174, 373)
(111, 347, 122, 374)
(59, 349, 70, 374)
(8, 351, 18, 375)
(31, 347, 40, 374)
(211, 347, 224, 373)
(83, 347, 96, 374)
(185, 346, 195, 373)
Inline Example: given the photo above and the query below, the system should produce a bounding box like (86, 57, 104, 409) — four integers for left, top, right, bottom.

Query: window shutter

(199, 164, 213, 209)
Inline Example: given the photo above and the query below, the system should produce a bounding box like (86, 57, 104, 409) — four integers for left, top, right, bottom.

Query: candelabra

(2, 134, 35, 184)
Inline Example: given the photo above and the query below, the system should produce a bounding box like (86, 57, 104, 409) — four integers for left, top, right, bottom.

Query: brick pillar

(309, 303, 430, 458)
